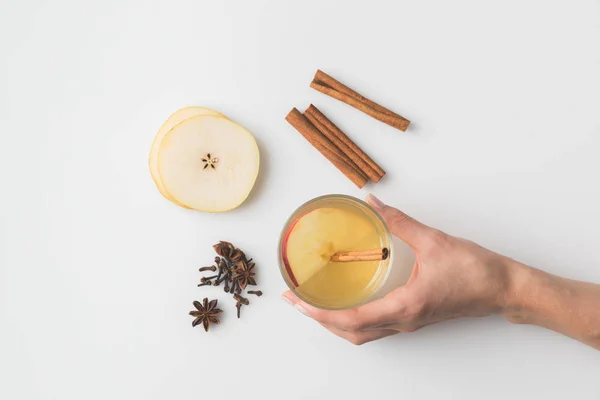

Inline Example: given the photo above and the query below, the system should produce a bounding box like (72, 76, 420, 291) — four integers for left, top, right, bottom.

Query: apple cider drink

(279, 195, 392, 309)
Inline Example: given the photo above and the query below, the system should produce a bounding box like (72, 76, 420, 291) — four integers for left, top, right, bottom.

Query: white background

(1, 0, 599, 399)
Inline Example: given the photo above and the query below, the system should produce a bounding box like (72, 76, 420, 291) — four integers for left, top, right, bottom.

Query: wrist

(498, 257, 600, 350)
(501, 259, 541, 324)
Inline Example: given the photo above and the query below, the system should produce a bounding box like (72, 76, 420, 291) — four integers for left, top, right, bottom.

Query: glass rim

(277, 194, 393, 310)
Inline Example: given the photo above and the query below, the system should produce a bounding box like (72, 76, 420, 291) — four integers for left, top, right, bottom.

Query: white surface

(1, 0, 599, 398)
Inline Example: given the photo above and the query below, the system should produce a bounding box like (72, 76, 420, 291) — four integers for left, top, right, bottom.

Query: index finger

(282, 291, 398, 332)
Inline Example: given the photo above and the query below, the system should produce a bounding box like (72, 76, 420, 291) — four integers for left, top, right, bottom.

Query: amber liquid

(285, 203, 385, 308)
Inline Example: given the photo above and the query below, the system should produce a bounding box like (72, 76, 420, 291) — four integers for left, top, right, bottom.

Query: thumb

(366, 194, 432, 249)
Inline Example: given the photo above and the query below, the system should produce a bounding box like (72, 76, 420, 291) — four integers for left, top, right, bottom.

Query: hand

(282, 194, 516, 345)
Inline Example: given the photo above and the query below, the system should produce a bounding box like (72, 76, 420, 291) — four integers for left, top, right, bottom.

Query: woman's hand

(282, 194, 517, 345)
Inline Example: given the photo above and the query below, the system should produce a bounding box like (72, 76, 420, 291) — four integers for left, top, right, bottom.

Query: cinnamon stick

(285, 108, 366, 182)
(304, 110, 373, 180)
(305, 104, 385, 182)
(285, 108, 368, 188)
(310, 70, 410, 132)
(314, 70, 400, 118)
(286, 108, 366, 181)
(330, 247, 389, 262)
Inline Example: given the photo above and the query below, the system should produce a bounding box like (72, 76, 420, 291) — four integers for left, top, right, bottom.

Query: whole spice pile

(190, 241, 263, 331)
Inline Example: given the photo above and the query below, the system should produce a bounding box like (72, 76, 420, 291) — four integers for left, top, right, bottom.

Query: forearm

(503, 261, 600, 350)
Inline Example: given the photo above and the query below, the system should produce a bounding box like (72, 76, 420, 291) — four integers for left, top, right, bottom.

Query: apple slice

(157, 115, 260, 212)
(149, 107, 223, 206)
(282, 207, 376, 286)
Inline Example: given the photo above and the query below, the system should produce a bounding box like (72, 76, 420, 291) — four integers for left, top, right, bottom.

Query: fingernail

(294, 304, 309, 316)
(281, 295, 294, 306)
(367, 194, 385, 211)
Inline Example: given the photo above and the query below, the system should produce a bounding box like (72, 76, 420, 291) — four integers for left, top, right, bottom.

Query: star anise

(189, 298, 223, 332)
(213, 241, 235, 258)
(232, 259, 256, 289)
(230, 248, 246, 262)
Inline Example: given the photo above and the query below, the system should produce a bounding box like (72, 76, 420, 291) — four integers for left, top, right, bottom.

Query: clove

(200, 275, 217, 283)
(223, 279, 230, 293)
(233, 293, 249, 305)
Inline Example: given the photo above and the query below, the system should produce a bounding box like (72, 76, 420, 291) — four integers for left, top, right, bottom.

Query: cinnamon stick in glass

(330, 247, 389, 262)
(304, 104, 385, 182)
(310, 69, 410, 132)
(285, 108, 368, 189)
